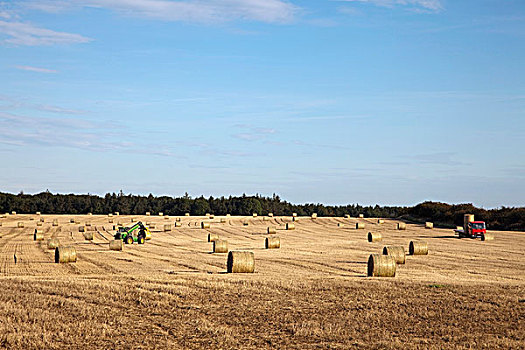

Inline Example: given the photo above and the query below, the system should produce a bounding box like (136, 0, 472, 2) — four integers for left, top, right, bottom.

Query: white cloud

(0, 20, 92, 46)
(336, 0, 442, 12)
(15, 65, 58, 73)
(24, 0, 298, 23)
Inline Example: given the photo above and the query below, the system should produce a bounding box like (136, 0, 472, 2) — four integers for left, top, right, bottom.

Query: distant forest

(1, 191, 524, 231)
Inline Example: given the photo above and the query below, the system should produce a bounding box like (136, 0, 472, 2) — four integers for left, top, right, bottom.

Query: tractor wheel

(125, 236, 133, 245)
(138, 236, 145, 245)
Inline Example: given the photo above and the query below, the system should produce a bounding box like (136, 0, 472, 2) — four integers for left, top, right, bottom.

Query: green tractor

(114, 221, 151, 244)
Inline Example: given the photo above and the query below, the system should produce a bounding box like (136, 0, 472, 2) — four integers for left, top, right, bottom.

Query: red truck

(455, 221, 487, 239)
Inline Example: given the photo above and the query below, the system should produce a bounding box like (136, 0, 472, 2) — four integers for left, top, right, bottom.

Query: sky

(0, 0, 524, 208)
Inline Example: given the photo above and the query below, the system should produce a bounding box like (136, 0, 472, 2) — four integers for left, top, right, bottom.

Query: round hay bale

(146, 212, 151, 216)
(337, 223, 345, 227)
(108, 219, 114, 223)
(377, 219, 385, 224)
(263, 217, 269, 221)
(164, 216, 170, 220)
(397, 222, 407, 230)
(409, 241, 428, 255)
(11, 211, 16, 215)
(367, 254, 396, 277)
(268, 213, 273, 217)
(40, 217, 45, 222)
(292, 217, 299, 222)
(267, 226, 276, 234)
(131, 218, 136, 222)
(36, 221, 43, 227)
(85, 222, 91, 227)
(383, 246, 406, 264)
(201, 222, 211, 229)
(456, 226, 463, 231)
(36, 212, 41, 215)
(227, 251, 255, 273)
(83, 231, 94, 241)
(356, 223, 365, 230)
(159, 212, 164, 216)
(286, 223, 295, 230)
(17, 222, 24, 228)
(108, 213, 113, 217)
(425, 222, 434, 229)
(55, 246, 77, 263)
(226, 214, 231, 217)
(52, 220, 59, 227)
(70, 218, 75, 223)
(265, 236, 280, 249)
(0, 222, 2, 227)
(311, 213, 318, 219)
(481, 233, 494, 241)
(164, 224, 171, 232)
(359, 214, 364, 218)
(175, 222, 182, 227)
(34, 229, 44, 241)
(208, 233, 219, 242)
(115, 212, 119, 216)
(109, 239, 123, 251)
(47, 238, 60, 249)
(344, 214, 350, 219)
(213, 240, 228, 253)
(252, 213, 257, 218)
(209, 215, 215, 219)
(87, 213, 92, 216)
(185, 213, 190, 216)
(291, 213, 297, 217)
(368, 232, 382, 243)
(79, 226, 85, 233)
(220, 218, 227, 223)
(176, 217, 181, 222)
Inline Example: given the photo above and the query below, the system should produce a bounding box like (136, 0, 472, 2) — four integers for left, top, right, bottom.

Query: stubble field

(0, 214, 523, 349)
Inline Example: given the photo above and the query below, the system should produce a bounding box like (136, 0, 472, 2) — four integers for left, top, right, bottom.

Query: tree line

(0, 191, 523, 231)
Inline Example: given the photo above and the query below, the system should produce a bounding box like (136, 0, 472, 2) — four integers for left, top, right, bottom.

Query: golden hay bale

(131, 218, 136, 222)
(356, 223, 365, 230)
(268, 213, 273, 217)
(79, 226, 85, 233)
(213, 240, 228, 253)
(176, 217, 181, 222)
(311, 213, 318, 219)
(55, 246, 77, 263)
(36, 221, 43, 227)
(29, 217, 35, 221)
(481, 233, 494, 242)
(464, 214, 474, 229)
(164, 216, 170, 220)
(227, 251, 255, 273)
(425, 222, 434, 229)
(164, 224, 171, 232)
(83, 231, 93, 241)
(383, 246, 406, 264)
(108, 219, 114, 223)
(175, 222, 182, 227)
(253, 213, 257, 218)
(409, 241, 428, 255)
(226, 214, 231, 217)
(338, 223, 345, 228)
(87, 213, 92, 216)
(0, 222, 2, 227)
(292, 217, 299, 222)
(359, 214, 364, 218)
(265, 236, 280, 249)
(286, 223, 295, 230)
(367, 254, 396, 277)
(208, 233, 219, 242)
(52, 219, 58, 227)
(47, 238, 60, 249)
(267, 226, 277, 234)
(146, 212, 151, 216)
(292, 213, 297, 217)
(34, 229, 44, 241)
(17, 222, 24, 228)
(377, 219, 385, 224)
(185, 213, 190, 216)
(344, 214, 350, 219)
(40, 217, 45, 222)
(368, 232, 382, 243)
(11, 211, 16, 215)
(220, 218, 227, 223)
(108, 213, 113, 217)
(70, 218, 75, 223)
(85, 222, 91, 227)
(109, 239, 122, 251)
(36, 212, 41, 215)
(159, 212, 164, 216)
(115, 212, 119, 216)
(456, 226, 463, 231)
(209, 215, 215, 219)
(201, 222, 211, 229)
(397, 222, 407, 230)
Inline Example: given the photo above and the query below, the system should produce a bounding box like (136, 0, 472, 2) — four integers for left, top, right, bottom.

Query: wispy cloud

(232, 124, 276, 141)
(15, 65, 57, 73)
(0, 19, 92, 46)
(0, 95, 88, 115)
(408, 152, 466, 166)
(335, 0, 443, 12)
(24, 0, 298, 24)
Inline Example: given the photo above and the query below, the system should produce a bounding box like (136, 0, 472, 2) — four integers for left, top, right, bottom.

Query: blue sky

(0, 0, 524, 208)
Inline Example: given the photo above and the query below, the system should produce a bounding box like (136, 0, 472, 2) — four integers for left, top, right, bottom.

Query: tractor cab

(468, 221, 486, 235)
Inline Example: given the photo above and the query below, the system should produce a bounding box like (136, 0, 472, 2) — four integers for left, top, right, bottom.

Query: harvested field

(0, 214, 523, 349)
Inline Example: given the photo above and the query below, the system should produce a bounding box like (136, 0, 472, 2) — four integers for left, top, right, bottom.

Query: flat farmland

(0, 214, 523, 349)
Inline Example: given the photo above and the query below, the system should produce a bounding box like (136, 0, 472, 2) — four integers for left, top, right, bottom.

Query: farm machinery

(454, 214, 493, 241)
(114, 221, 151, 244)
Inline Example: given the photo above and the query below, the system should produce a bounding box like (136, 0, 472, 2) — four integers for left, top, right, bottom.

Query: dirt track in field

(0, 214, 524, 349)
